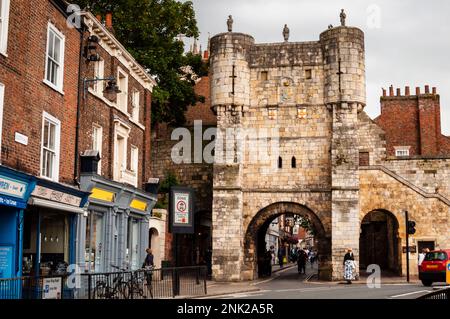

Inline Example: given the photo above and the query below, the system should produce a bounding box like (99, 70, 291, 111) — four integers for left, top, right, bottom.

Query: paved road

(203, 265, 447, 299)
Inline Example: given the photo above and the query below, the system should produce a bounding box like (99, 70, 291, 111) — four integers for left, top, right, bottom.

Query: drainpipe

(74, 21, 87, 188)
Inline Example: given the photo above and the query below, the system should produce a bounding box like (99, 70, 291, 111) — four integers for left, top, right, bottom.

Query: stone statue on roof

(283, 24, 289, 42)
(227, 15, 233, 32)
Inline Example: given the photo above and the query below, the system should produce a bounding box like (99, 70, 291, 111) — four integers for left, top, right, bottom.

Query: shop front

(0, 166, 35, 279)
(22, 179, 89, 277)
(79, 173, 157, 273)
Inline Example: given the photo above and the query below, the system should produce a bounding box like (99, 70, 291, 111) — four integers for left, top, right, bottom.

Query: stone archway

(243, 202, 331, 280)
(359, 209, 400, 275)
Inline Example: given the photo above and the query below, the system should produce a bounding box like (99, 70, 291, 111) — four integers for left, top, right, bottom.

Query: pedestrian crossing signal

(407, 221, 416, 235)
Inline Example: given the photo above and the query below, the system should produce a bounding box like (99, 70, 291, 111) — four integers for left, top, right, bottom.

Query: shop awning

(28, 197, 86, 214)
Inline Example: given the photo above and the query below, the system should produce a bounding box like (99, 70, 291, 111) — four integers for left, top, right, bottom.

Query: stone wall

(360, 168, 450, 276)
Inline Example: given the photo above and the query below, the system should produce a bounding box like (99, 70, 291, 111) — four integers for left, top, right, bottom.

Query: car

(419, 249, 450, 286)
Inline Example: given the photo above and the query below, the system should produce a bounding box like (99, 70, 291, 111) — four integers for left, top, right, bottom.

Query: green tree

(74, 0, 208, 125)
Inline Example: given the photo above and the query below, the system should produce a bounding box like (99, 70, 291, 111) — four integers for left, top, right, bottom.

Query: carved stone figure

(328, 24, 333, 29)
(340, 9, 346, 27)
(283, 24, 290, 42)
(227, 15, 233, 32)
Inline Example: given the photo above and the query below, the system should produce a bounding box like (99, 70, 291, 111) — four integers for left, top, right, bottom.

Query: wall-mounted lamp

(83, 35, 101, 62)
(83, 76, 121, 100)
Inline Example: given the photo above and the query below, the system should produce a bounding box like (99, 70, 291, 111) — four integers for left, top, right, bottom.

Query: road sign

(169, 186, 195, 234)
(446, 261, 450, 285)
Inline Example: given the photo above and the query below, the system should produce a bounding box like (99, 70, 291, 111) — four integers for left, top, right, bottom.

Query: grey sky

(187, 0, 450, 134)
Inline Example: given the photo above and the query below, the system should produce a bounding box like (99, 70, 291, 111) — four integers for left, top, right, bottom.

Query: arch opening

(243, 202, 331, 281)
(359, 209, 400, 275)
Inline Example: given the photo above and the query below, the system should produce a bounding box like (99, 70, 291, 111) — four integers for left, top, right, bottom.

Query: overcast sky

(186, 0, 450, 134)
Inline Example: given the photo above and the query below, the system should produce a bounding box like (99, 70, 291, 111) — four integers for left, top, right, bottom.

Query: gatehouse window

(278, 156, 282, 169)
(305, 69, 312, 80)
(394, 146, 410, 157)
(260, 71, 268, 81)
(359, 152, 369, 166)
(291, 156, 296, 168)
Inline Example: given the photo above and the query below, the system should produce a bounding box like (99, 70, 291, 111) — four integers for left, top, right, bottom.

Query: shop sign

(0, 246, 13, 278)
(42, 277, 62, 299)
(32, 185, 81, 207)
(0, 196, 24, 208)
(130, 199, 147, 212)
(0, 175, 27, 199)
(169, 187, 194, 234)
(402, 246, 417, 253)
(89, 187, 115, 203)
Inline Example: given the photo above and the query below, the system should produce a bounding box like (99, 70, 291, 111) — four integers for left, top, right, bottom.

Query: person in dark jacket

(297, 249, 308, 274)
(143, 248, 154, 268)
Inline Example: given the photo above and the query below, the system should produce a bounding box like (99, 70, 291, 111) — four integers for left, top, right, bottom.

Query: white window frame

(117, 67, 128, 112)
(0, 0, 11, 56)
(40, 112, 61, 181)
(113, 120, 130, 182)
(394, 146, 410, 157)
(131, 90, 140, 122)
(93, 59, 105, 95)
(92, 124, 103, 174)
(43, 22, 65, 94)
(130, 145, 138, 173)
(0, 83, 4, 162)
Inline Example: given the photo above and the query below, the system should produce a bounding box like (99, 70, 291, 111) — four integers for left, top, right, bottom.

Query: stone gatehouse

(209, 20, 450, 281)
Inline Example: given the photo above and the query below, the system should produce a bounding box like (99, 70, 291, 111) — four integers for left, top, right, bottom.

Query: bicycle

(92, 265, 130, 299)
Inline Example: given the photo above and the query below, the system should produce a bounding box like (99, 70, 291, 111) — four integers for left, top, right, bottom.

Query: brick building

(151, 50, 215, 267)
(0, 0, 89, 280)
(375, 85, 450, 157)
(77, 11, 157, 272)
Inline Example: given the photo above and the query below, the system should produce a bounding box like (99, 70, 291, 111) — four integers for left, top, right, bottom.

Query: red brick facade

(79, 12, 155, 188)
(0, 0, 81, 185)
(375, 85, 450, 157)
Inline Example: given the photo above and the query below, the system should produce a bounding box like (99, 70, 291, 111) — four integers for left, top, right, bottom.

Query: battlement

(381, 85, 438, 99)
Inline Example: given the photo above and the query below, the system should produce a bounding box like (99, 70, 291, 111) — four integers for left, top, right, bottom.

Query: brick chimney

(405, 86, 410, 96)
(105, 11, 115, 34)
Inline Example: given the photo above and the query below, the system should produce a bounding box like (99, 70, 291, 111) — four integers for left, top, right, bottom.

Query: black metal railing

(80, 266, 207, 299)
(418, 287, 450, 299)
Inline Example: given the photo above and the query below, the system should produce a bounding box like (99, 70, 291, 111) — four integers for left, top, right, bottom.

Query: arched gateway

(243, 202, 331, 280)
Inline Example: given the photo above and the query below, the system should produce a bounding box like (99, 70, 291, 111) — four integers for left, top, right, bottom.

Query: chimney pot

(382, 88, 386, 97)
(432, 87, 437, 94)
(95, 14, 102, 23)
(105, 12, 113, 29)
(203, 50, 209, 60)
(396, 88, 401, 96)
(425, 85, 430, 94)
(389, 86, 394, 96)
(405, 86, 410, 96)
(416, 87, 420, 95)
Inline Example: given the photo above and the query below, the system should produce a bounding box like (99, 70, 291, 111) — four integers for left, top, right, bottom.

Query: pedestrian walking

(278, 249, 284, 269)
(297, 249, 308, 274)
(265, 249, 273, 276)
(143, 248, 155, 286)
(343, 248, 356, 284)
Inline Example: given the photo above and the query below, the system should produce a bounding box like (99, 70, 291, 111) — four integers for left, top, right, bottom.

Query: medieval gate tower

(210, 17, 366, 281)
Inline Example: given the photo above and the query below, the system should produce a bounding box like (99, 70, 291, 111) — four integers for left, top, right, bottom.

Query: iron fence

(0, 266, 207, 299)
(80, 266, 207, 299)
(418, 287, 450, 299)
(0, 275, 73, 299)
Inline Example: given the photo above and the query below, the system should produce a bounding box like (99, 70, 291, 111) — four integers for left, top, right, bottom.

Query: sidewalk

(203, 263, 296, 298)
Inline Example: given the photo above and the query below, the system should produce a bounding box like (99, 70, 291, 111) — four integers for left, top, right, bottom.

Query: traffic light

(407, 221, 416, 234)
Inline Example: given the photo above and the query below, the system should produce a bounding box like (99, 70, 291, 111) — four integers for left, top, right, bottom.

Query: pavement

(196, 262, 444, 299)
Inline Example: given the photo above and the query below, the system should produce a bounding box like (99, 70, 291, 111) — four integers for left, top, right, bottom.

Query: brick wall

(0, 0, 81, 185)
(375, 86, 449, 157)
(78, 14, 153, 188)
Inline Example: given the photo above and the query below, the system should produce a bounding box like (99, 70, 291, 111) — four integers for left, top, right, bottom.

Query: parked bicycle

(92, 265, 130, 299)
